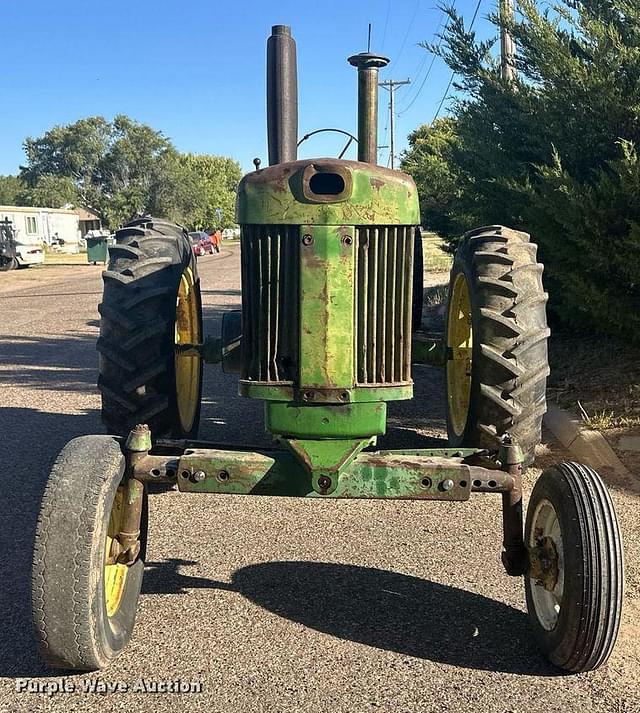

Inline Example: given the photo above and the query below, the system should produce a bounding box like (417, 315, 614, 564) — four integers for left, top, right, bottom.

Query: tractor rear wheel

(444, 226, 549, 465)
(98, 217, 203, 439)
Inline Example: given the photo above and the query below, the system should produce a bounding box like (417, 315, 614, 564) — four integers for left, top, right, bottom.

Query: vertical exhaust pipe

(347, 52, 389, 164)
(267, 25, 298, 165)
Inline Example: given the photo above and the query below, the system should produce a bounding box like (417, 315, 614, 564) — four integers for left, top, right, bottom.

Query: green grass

(43, 251, 90, 265)
(583, 410, 618, 430)
(422, 232, 453, 272)
(424, 283, 449, 307)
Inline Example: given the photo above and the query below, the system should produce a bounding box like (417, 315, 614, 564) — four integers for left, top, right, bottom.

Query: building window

(26, 216, 38, 234)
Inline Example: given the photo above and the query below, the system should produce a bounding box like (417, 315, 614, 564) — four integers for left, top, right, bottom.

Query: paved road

(0, 245, 638, 712)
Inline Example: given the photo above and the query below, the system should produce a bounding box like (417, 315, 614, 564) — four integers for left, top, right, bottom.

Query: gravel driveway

(0, 244, 638, 712)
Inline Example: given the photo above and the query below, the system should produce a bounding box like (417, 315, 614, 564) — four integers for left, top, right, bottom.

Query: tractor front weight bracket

(127, 425, 526, 576)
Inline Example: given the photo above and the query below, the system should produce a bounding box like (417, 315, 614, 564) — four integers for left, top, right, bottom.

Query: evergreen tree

(405, 1, 640, 338)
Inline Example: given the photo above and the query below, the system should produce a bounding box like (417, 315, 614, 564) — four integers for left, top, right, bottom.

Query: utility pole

(379, 78, 410, 169)
(500, 0, 516, 82)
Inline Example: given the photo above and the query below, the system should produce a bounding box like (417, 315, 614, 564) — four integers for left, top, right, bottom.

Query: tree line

(401, 0, 640, 341)
(0, 115, 242, 230)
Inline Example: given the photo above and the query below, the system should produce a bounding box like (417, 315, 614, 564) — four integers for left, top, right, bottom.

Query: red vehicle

(189, 231, 213, 256)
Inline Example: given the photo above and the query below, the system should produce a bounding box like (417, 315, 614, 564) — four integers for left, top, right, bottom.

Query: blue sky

(1, 0, 497, 176)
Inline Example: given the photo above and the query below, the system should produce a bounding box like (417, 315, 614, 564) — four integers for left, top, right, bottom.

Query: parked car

(222, 227, 240, 240)
(189, 231, 213, 256)
(16, 243, 45, 267)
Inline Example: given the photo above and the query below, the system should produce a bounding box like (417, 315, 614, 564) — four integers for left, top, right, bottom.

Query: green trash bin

(86, 236, 109, 265)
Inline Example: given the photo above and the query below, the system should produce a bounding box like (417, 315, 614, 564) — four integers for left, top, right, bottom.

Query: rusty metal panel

(236, 159, 420, 226)
(299, 224, 355, 389)
(173, 446, 475, 501)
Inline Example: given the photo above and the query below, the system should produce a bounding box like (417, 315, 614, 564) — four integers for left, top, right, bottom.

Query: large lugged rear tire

(31, 436, 148, 670)
(445, 225, 550, 465)
(98, 217, 203, 439)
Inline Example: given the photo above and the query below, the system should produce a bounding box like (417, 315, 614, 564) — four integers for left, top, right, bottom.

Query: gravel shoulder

(0, 247, 638, 712)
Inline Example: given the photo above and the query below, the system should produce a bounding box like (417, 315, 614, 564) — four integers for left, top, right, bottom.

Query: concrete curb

(544, 402, 633, 477)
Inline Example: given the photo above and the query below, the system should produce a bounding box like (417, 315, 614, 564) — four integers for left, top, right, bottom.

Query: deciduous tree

(19, 116, 241, 229)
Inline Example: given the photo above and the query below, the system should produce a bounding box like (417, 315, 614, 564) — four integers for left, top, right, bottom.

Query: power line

(393, 0, 421, 68)
(399, 54, 439, 115)
(397, 11, 452, 116)
(432, 74, 455, 122)
(470, 0, 483, 27)
(398, 7, 445, 99)
(431, 0, 483, 123)
(401, 48, 430, 102)
(397, 10, 447, 111)
(380, 0, 391, 52)
(379, 78, 411, 169)
(379, 116, 390, 166)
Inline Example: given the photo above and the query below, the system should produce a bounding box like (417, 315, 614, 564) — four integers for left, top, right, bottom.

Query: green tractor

(32, 25, 623, 674)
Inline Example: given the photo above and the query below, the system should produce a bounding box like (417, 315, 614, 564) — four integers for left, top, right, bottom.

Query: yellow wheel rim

(175, 266, 202, 434)
(446, 272, 473, 437)
(104, 487, 128, 618)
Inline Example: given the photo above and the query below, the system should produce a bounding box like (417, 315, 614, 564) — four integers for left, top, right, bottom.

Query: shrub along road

(0, 245, 638, 712)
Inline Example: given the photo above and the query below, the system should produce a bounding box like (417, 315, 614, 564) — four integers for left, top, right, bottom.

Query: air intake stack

(347, 52, 389, 164)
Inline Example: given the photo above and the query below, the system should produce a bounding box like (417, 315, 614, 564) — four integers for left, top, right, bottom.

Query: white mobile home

(0, 205, 81, 248)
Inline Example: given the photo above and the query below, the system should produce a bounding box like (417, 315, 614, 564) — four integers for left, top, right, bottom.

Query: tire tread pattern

(525, 462, 623, 672)
(446, 225, 550, 464)
(31, 437, 127, 670)
(98, 216, 200, 438)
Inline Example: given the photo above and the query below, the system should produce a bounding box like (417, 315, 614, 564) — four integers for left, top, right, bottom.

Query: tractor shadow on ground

(0, 334, 99, 392)
(142, 558, 559, 677)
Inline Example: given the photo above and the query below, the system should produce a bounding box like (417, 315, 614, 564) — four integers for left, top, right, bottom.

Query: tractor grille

(354, 226, 414, 384)
(240, 225, 299, 382)
(241, 224, 414, 386)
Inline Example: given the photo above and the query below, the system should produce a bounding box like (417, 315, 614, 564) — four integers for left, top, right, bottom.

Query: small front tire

(31, 436, 148, 671)
(525, 462, 624, 673)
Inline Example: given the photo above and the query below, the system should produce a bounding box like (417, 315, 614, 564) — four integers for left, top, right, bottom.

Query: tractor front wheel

(98, 217, 203, 439)
(445, 225, 549, 465)
(31, 436, 148, 670)
(525, 462, 623, 672)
